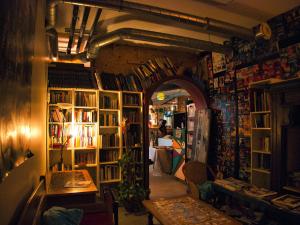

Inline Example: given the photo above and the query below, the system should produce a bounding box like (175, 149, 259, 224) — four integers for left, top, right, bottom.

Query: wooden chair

(182, 161, 215, 199)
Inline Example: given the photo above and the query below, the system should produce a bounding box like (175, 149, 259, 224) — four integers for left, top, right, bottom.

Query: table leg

(148, 212, 153, 225)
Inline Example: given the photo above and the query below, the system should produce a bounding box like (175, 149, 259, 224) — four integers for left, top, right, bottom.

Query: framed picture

(212, 52, 227, 74)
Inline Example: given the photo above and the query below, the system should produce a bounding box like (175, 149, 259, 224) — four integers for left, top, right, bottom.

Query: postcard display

(207, 6, 300, 181)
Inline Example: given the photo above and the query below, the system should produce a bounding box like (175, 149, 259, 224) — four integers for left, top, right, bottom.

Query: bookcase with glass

(47, 88, 98, 183)
(122, 91, 144, 182)
(250, 88, 272, 189)
(98, 90, 122, 184)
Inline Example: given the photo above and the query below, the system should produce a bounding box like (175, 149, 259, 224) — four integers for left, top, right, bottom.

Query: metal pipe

(76, 7, 91, 53)
(67, 5, 79, 54)
(87, 28, 232, 59)
(46, 28, 58, 59)
(48, 0, 253, 40)
(85, 8, 102, 51)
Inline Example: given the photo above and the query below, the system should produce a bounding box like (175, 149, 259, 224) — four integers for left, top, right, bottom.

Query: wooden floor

(119, 166, 187, 225)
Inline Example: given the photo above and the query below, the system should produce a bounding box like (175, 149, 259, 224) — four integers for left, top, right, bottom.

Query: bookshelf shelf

(99, 161, 119, 165)
(251, 111, 271, 114)
(99, 126, 119, 129)
(252, 150, 271, 154)
(100, 179, 121, 184)
(73, 147, 96, 150)
(252, 128, 271, 131)
(74, 106, 98, 109)
(74, 164, 97, 168)
(123, 105, 141, 108)
(99, 109, 119, 112)
(252, 168, 271, 174)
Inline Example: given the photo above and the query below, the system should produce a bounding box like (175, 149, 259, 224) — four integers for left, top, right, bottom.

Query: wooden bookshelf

(47, 88, 98, 186)
(186, 103, 196, 161)
(250, 87, 272, 189)
(98, 90, 122, 185)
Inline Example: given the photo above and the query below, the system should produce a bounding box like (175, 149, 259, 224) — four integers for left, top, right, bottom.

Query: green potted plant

(117, 118, 146, 213)
(118, 150, 146, 212)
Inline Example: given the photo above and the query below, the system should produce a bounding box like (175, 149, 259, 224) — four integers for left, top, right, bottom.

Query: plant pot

(123, 199, 144, 213)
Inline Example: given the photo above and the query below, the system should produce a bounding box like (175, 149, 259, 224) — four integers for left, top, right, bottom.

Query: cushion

(43, 206, 83, 225)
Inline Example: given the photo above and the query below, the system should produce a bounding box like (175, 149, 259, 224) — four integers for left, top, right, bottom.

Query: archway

(143, 76, 208, 196)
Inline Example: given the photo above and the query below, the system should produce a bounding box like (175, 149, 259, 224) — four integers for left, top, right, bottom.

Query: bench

(16, 178, 118, 225)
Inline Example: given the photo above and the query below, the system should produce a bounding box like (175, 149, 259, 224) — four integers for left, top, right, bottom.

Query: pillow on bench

(43, 206, 83, 225)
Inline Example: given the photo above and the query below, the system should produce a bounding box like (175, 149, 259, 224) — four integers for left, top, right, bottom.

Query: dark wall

(0, 0, 37, 180)
(0, 0, 47, 224)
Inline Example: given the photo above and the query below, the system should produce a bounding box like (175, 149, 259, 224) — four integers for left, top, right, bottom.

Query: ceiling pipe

(48, 0, 254, 40)
(46, 28, 58, 60)
(76, 7, 91, 53)
(67, 5, 79, 54)
(85, 8, 102, 51)
(87, 28, 232, 59)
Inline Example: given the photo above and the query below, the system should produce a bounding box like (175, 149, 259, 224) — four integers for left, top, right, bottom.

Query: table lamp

(56, 103, 72, 171)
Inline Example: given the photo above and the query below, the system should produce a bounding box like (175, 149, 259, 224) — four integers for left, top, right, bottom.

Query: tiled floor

(119, 166, 187, 225)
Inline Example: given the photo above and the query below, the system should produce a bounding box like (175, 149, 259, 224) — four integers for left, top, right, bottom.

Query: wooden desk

(143, 196, 241, 225)
(46, 170, 98, 206)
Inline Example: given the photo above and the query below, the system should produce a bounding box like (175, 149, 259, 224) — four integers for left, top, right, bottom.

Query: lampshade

(157, 92, 165, 101)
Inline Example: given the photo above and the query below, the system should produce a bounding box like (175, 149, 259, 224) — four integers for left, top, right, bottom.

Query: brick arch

(143, 76, 208, 192)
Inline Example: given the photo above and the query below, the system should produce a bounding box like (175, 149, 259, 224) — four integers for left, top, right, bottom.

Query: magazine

(272, 194, 300, 209)
(243, 186, 277, 198)
(64, 180, 91, 188)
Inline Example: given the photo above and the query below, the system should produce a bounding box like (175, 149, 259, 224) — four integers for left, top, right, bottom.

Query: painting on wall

(0, 0, 37, 182)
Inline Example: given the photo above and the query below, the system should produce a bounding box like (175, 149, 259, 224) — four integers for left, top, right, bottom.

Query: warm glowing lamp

(157, 92, 165, 101)
(56, 103, 72, 171)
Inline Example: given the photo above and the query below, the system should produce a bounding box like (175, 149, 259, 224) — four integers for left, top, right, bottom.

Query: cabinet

(250, 88, 272, 189)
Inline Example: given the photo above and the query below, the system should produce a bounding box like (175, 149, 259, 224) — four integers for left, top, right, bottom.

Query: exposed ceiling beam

(67, 5, 79, 54)
(76, 7, 91, 53)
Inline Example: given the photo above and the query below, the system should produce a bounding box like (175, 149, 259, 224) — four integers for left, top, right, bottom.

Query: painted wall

(0, 0, 47, 224)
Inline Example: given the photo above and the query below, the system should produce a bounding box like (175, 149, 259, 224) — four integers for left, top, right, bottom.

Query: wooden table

(143, 195, 241, 225)
(46, 170, 98, 206)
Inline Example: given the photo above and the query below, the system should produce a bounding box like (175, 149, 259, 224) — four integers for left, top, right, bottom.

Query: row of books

(255, 136, 270, 152)
(123, 94, 140, 106)
(252, 154, 271, 170)
(251, 91, 271, 112)
(50, 91, 72, 104)
(97, 72, 142, 92)
(99, 134, 119, 148)
(99, 113, 118, 126)
(252, 114, 270, 128)
(123, 110, 140, 123)
(75, 92, 96, 107)
(100, 95, 118, 109)
(75, 152, 96, 165)
(100, 150, 119, 162)
(132, 56, 177, 89)
(73, 136, 96, 148)
(49, 124, 71, 139)
(100, 165, 120, 181)
(125, 131, 141, 147)
(49, 109, 72, 122)
(74, 110, 97, 123)
(128, 148, 142, 162)
(73, 125, 96, 138)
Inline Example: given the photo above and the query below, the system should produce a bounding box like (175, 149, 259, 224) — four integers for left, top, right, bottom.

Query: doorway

(144, 78, 207, 199)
